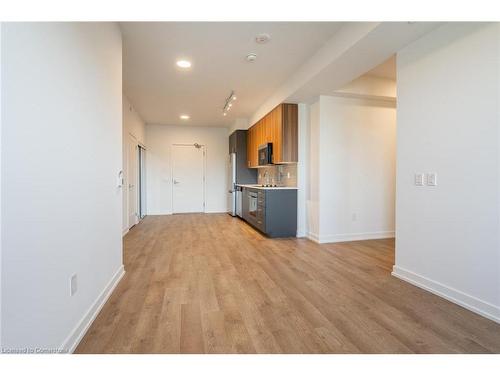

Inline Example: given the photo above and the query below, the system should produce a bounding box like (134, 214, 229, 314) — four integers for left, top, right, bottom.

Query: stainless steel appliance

(248, 190, 258, 219)
(235, 186, 243, 217)
(228, 130, 257, 217)
(258, 143, 273, 166)
(227, 153, 236, 216)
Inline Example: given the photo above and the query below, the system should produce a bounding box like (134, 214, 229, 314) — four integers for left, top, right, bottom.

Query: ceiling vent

(255, 33, 271, 44)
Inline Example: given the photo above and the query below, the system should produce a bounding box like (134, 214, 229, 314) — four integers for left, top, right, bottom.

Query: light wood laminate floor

(76, 214, 500, 353)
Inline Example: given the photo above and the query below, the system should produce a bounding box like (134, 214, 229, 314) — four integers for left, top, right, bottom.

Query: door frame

(170, 143, 207, 214)
(126, 133, 141, 229)
(138, 144, 147, 219)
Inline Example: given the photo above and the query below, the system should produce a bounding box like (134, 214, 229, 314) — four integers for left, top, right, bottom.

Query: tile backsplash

(257, 164, 297, 187)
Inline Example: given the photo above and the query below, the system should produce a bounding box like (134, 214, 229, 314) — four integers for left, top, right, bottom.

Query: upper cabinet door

(246, 103, 298, 168)
(281, 104, 298, 163)
(247, 126, 254, 167)
(272, 104, 283, 164)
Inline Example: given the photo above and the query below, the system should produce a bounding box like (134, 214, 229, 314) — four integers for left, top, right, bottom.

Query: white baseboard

(307, 230, 395, 244)
(392, 265, 500, 324)
(61, 265, 125, 353)
(296, 230, 307, 238)
(307, 232, 321, 243)
(122, 228, 129, 237)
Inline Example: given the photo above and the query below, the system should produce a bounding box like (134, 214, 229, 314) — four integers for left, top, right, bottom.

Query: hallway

(76, 214, 500, 353)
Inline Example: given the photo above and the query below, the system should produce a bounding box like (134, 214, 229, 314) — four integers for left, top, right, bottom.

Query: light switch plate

(427, 173, 438, 186)
(414, 173, 425, 186)
(70, 274, 77, 296)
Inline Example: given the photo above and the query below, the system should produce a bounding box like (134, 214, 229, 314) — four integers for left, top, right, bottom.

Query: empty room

(1, 1, 500, 373)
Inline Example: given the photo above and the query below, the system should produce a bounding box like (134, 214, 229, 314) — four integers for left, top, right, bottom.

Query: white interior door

(172, 144, 205, 213)
(127, 135, 138, 227)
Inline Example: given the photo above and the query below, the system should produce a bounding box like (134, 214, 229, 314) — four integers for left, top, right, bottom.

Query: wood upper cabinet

(247, 125, 255, 167)
(246, 103, 298, 168)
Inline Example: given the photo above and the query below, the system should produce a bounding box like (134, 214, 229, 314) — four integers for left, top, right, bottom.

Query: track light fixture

(222, 91, 237, 116)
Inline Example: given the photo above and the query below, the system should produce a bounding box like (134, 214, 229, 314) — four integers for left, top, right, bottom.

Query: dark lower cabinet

(241, 187, 297, 238)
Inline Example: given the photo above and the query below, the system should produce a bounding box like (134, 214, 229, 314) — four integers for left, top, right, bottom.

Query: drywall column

(393, 23, 500, 323)
(297, 103, 309, 237)
(306, 94, 396, 243)
(0, 22, 3, 349)
(306, 100, 321, 241)
(1, 23, 123, 352)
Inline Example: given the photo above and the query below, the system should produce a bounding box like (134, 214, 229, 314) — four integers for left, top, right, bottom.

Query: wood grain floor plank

(75, 214, 500, 354)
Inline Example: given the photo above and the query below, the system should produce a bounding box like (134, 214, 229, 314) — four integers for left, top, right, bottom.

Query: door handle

(173, 179, 180, 184)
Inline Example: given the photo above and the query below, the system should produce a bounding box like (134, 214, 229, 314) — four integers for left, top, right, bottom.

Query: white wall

(393, 23, 500, 323)
(306, 100, 321, 239)
(1, 23, 123, 352)
(0, 23, 3, 348)
(123, 95, 146, 145)
(335, 75, 397, 98)
(305, 94, 396, 243)
(296, 103, 309, 237)
(228, 118, 249, 135)
(146, 125, 228, 215)
(122, 95, 146, 233)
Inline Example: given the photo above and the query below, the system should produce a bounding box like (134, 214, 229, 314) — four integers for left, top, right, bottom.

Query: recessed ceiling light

(232, 96, 237, 101)
(180, 115, 190, 120)
(176, 60, 192, 68)
(223, 113, 227, 116)
(246, 53, 257, 62)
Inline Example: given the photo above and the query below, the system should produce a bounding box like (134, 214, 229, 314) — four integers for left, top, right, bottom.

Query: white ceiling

(120, 22, 343, 127)
(366, 55, 396, 80)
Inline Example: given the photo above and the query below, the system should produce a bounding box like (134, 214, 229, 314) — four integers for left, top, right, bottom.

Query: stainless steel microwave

(258, 143, 273, 166)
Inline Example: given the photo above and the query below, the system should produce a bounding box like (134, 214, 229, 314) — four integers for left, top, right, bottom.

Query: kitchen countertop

(236, 184, 298, 190)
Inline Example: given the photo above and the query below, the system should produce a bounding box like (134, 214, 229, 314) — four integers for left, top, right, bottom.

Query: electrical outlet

(414, 173, 424, 186)
(426, 172, 437, 186)
(70, 274, 77, 296)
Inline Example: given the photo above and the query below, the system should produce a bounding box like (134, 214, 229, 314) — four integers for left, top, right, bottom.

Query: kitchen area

(228, 103, 298, 238)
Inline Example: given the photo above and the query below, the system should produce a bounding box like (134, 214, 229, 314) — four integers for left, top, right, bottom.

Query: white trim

(126, 134, 140, 230)
(307, 230, 395, 244)
(61, 265, 125, 353)
(392, 266, 500, 324)
(296, 230, 307, 238)
(307, 231, 321, 243)
(122, 228, 129, 237)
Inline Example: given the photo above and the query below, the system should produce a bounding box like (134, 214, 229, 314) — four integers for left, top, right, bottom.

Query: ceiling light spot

(255, 33, 271, 44)
(246, 53, 257, 62)
(176, 60, 192, 68)
(180, 114, 190, 120)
